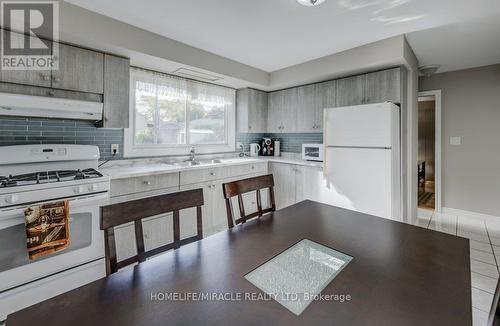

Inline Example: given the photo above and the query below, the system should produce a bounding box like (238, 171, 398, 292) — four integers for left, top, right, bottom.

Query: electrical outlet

(111, 144, 120, 155)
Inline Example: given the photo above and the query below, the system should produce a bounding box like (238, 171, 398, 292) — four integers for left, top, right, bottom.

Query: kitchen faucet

(188, 146, 196, 162)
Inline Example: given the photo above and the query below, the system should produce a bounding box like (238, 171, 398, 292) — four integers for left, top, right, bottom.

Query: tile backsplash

(0, 116, 123, 160)
(0, 116, 322, 161)
(237, 132, 323, 153)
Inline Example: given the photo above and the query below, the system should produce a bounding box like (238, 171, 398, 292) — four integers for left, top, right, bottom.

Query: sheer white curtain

(125, 68, 236, 157)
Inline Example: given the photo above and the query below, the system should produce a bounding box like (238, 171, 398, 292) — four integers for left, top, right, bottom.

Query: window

(124, 68, 236, 157)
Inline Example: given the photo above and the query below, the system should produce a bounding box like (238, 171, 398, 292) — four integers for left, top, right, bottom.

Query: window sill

(123, 143, 236, 158)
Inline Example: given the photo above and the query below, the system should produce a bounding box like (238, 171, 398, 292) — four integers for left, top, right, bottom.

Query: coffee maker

(260, 137, 274, 156)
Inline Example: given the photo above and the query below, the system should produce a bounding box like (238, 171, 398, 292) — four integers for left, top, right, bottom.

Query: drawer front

(180, 168, 220, 185)
(110, 173, 179, 197)
(219, 162, 268, 180)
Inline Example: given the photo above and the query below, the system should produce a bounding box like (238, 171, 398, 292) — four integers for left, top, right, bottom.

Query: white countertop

(259, 156, 323, 168)
(100, 155, 323, 180)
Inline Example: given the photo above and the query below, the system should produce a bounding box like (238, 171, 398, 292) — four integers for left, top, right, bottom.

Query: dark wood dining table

(6, 200, 472, 325)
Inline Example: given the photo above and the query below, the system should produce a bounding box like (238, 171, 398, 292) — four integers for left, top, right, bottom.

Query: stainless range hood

(0, 92, 103, 121)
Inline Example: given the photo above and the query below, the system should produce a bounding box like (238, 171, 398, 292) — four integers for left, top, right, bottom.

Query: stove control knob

(5, 194, 19, 204)
(73, 186, 85, 194)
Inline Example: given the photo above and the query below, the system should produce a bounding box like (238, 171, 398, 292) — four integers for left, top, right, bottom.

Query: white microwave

(302, 144, 324, 162)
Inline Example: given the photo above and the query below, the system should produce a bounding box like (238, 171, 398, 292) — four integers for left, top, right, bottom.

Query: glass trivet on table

(244, 239, 353, 315)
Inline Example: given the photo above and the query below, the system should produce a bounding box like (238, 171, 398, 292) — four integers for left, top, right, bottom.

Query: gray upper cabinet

(236, 88, 268, 133)
(267, 90, 285, 133)
(335, 74, 365, 107)
(100, 54, 130, 129)
(281, 88, 298, 132)
(335, 67, 401, 107)
(0, 31, 52, 87)
(52, 43, 104, 94)
(314, 80, 336, 132)
(363, 67, 401, 104)
(295, 84, 316, 132)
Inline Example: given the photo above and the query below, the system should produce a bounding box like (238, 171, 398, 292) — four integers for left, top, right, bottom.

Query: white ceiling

(67, 0, 500, 73)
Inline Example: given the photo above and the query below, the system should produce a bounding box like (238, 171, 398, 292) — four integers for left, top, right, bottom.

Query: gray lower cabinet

(0, 31, 52, 87)
(52, 43, 104, 94)
(271, 162, 341, 210)
(100, 55, 130, 128)
(269, 162, 297, 209)
(236, 88, 268, 133)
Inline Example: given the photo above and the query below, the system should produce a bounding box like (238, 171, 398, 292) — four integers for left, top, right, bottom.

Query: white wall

(419, 64, 500, 216)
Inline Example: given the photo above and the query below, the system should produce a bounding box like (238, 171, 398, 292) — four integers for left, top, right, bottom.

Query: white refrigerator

(323, 102, 402, 221)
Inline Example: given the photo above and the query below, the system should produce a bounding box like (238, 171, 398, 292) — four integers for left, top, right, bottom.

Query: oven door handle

(0, 192, 109, 216)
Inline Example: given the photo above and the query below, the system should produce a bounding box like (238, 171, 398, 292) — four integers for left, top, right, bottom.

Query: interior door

(324, 147, 393, 219)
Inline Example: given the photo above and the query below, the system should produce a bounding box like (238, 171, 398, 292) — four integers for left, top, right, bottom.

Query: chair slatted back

(222, 174, 275, 228)
(100, 189, 204, 275)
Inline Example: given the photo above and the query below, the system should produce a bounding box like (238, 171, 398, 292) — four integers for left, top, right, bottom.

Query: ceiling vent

(173, 68, 221, 82)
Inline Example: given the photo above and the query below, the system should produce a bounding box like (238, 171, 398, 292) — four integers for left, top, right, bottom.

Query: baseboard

(442, 207, 500, 223)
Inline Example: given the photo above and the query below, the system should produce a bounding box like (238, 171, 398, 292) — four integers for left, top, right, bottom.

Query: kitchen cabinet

(295, 81, 336, 132)
(295, 84, 316, 132)
(269, 162, 297, 209)
(364, 67, 401, 104)
(180, 181, 217, 237)
(100, 54, 130, 128)
(267, 88, 298, 133)
(52, 43, 104, 94)
(110, 172, 179, 198)
(267, 90, 285, 133)
(0, 31, 52, 87)
(236, 88, 268, 133)
(335, 74, 365, 107)
(336, 68, 401, 107)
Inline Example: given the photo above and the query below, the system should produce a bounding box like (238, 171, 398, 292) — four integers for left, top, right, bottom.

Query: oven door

(0, 193, 107, 292)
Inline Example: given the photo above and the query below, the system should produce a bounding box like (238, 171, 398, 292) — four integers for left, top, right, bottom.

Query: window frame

(124, 68, 236, 158)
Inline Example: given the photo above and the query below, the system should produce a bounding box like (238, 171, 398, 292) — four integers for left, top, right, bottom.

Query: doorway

(417, 90, 442, 212)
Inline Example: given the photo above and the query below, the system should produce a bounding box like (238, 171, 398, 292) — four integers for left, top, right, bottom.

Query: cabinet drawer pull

(210, 172, 215, 176)
(143, 181, 152, 185)
(47, 90, 55, 96)
(40, 73, 50, 81)
(251, 166, 255, 169)
(52, 76, 60, 82)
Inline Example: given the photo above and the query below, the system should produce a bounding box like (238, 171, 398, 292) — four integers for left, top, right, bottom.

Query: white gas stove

(0, 145, 110, 321)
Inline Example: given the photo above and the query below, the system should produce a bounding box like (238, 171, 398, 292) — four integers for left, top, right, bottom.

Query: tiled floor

(415, 209, 500, 326)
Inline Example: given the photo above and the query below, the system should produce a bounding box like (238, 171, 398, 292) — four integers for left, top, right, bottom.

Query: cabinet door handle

(210, 172, 215, 176)
(143, 181, 152, 185)
(251, 166, 255, 169)
(40, 73, 50, 81)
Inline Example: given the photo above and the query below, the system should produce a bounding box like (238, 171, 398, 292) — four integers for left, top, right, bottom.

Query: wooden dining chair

(222, 174, 276, 228)
(100, 189, 204, 275)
